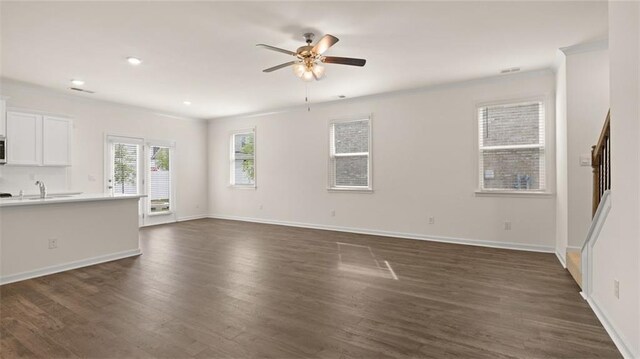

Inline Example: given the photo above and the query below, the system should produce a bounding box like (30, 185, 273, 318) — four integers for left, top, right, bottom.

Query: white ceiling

(0, 1, 607, 120)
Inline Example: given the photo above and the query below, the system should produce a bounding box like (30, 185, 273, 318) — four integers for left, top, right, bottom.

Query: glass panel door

(111, 143, 141, 195)
(144, 141, 176, 226)
(106, 136, 144, 226)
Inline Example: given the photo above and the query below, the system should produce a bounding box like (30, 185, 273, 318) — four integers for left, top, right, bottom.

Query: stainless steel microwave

(0, 137, 6, 164)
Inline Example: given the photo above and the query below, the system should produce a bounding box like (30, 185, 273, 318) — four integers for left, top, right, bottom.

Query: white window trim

(328, 115, 373, 192)
(474, 96, 553, 196)
(229, 128, 257, 189)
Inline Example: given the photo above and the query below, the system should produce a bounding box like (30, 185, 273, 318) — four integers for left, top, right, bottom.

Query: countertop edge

(0, 194, 147, 208)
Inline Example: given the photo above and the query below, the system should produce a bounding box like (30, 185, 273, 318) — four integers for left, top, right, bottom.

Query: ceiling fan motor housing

(303, 32, 315, 44)
(296, 45, 315, 58)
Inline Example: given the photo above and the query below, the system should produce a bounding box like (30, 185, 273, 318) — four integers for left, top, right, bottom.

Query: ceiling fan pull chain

(306, 83, 311, 112)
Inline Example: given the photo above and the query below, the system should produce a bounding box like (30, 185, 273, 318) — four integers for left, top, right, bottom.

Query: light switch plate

(580, 154, 592, 167)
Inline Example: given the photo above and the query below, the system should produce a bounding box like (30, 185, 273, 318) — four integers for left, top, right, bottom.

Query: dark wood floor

(0, 219, 620, 358)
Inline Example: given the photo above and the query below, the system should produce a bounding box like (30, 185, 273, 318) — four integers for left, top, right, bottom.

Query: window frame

(328, 115, 373, 192)
(229, 128, 257, 189)
(475, 97, 552, 196)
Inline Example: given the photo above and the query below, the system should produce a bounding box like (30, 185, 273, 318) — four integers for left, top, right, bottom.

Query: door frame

(143, 139, 177, 226)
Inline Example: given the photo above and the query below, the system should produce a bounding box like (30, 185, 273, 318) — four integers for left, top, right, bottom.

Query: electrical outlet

(614, 280, 620, 299)
(259, 204, 264, 210)
(504, 221, 512, 230)
(330, 209, 335, 217)
(48, 238, 58, 249)
(428, 216, 435, 225)
(29, 173, 35, 181)
(88, 174, 97, 182)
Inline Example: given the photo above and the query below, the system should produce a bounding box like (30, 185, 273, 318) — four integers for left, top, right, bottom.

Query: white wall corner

(555, 250, 567, 268)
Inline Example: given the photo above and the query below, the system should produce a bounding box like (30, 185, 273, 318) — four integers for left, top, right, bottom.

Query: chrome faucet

(35, 180, 47, 199)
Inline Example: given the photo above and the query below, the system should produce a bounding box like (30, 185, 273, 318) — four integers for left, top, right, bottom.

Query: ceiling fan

(257, 33, 366, 81)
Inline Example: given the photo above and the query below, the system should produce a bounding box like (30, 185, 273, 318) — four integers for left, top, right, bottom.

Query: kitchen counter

(1, 192, 144, 285)
(0, 193, 146, 207)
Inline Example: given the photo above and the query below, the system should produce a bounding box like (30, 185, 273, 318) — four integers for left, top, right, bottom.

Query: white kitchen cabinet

(0, 98, 6, 137)
(6, 111, 43, 166)
(5, 111, 72, 166)
(42, 116, 71, 166)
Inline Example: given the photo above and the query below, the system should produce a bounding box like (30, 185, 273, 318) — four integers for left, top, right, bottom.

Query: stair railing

(591, 111, 611, 217)
(582, 110, 612, 297)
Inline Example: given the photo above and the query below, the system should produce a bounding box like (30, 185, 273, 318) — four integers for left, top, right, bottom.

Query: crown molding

(560, 39, 608, 55)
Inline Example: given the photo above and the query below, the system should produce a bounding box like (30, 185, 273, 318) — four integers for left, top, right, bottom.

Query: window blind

(478, 101, 545, 191)
(112, 143, 139, 195)
(329, 119, 371, 189)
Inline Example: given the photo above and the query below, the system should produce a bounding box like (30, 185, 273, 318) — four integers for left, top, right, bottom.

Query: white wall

(0, 79, 209, 220)
(208, 71, 557, 251)
(564, 47, 610, 249)
(589, 2, 640, 357)
(555, 51, 568, 263)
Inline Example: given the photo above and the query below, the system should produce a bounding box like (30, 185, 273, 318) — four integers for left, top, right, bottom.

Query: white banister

(581, 190, 612, 297)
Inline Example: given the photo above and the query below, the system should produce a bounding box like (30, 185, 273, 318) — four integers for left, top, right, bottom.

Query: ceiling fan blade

(256, 44, 296, 56)
(322, 56, 366, 67)
(263, 61, 297, 73)
(312, 34, 339, 55)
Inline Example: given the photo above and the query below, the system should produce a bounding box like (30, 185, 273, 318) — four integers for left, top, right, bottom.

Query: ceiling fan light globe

(302, 70, 314, 82)
(293, 63, 306, 78)
(312, 64, 325, 79)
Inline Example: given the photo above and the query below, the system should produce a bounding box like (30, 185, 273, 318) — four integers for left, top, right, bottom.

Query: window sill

(229, 185, 257, 190)
(327, 187, 374, 194)
(475, 190, 554, 198)
(148, 211, 173, 217)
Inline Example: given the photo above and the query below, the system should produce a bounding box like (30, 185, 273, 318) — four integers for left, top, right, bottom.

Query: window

(477, 100, 546, 192)
(329, 117, 372, 191)
(230, 130, 255, 187)
(110, 142, 141, 195)
(148, 145, 171, 214)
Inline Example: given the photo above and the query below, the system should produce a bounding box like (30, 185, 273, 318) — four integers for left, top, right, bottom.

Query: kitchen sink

(27, 195, 74, 200)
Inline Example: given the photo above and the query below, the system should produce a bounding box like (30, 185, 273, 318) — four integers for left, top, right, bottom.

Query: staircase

(568, 111, 610, 291)
(566, 250, 582, 288)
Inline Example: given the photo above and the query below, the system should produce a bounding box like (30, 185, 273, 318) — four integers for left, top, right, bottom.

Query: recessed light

(183, 101, 192, 106)
(127, 57, 142, 65)
(71, 79, 85, 86)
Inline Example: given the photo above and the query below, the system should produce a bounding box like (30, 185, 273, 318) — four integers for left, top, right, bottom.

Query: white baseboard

(566, 245, 582, 252)
(555, 250, 567, 268)
(207, 214, 555, 253)
(177, 214, 210, 222)
(586, 296, 637, 359)
(140, 214, 209, 228)
(0, 249, 142, 286)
